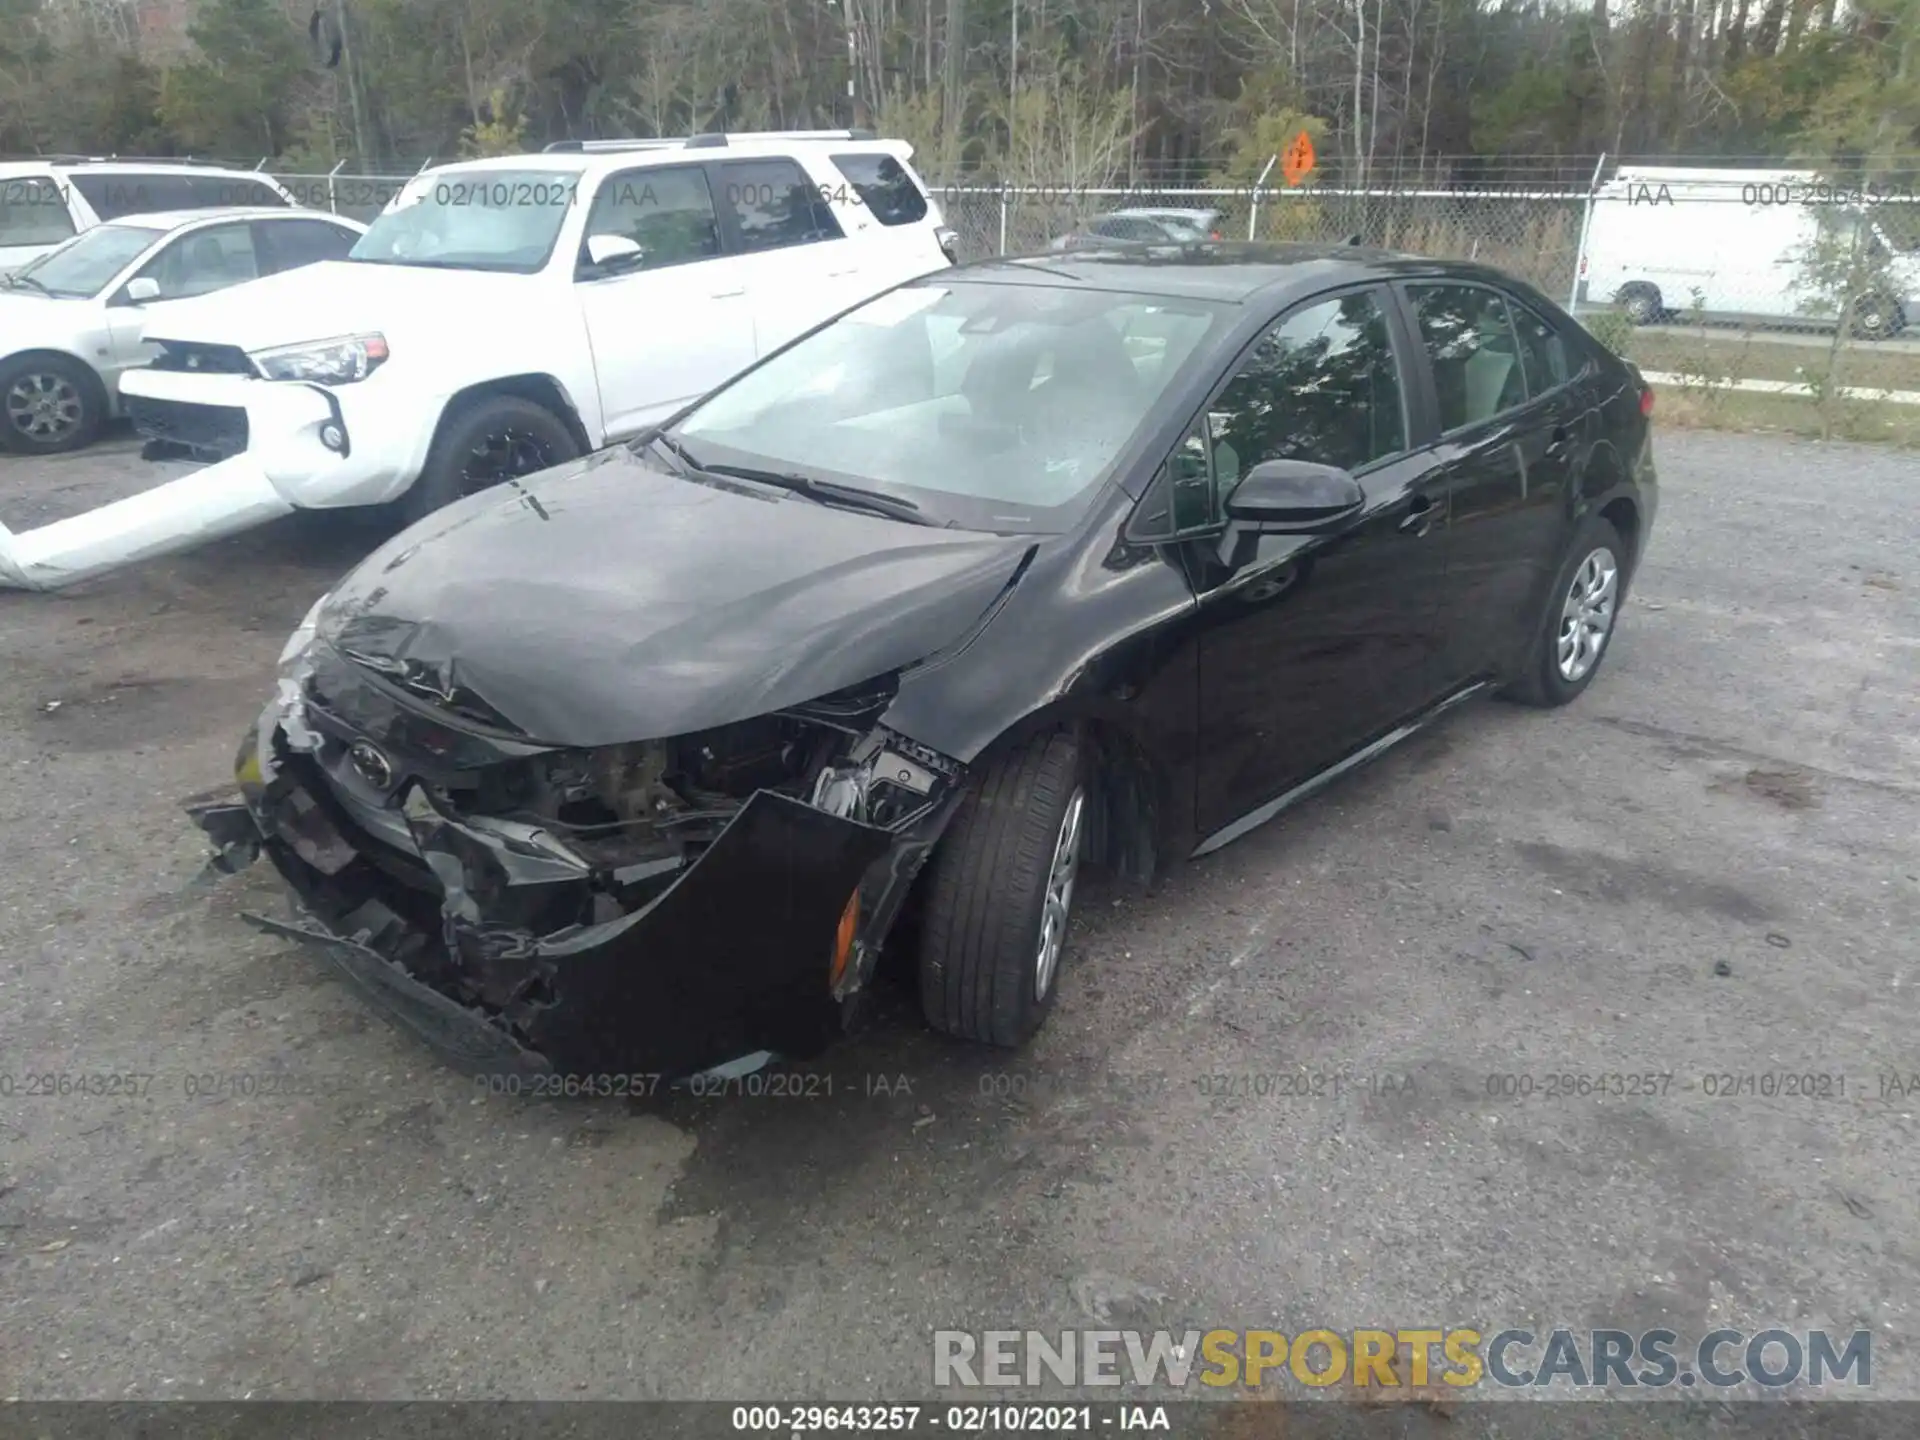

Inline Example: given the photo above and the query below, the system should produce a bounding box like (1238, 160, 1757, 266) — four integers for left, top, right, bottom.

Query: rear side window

(0, 176, 76, 246)
(714, 159, 845, 253)
(830, 152, 928, 226)
(69, 172, 286, 220)
(1508, 298, 1573, 395)
(1406, 283, 1529, 430)
(254, 218, 359, 274)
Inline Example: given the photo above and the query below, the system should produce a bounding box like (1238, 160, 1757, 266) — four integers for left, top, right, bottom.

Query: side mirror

(584, 233, 645, 272)
(1224, 459, 1365, 531)
(124, 276, 161, 304)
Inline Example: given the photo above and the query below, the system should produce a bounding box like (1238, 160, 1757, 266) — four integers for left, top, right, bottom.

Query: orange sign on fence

(1281, 130, 1316, 186)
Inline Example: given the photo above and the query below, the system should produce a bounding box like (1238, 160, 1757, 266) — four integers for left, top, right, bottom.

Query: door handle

(710, 285, 746, 298)
(1398, 494, 1439, 537)
(1544, 423, 1573, 458)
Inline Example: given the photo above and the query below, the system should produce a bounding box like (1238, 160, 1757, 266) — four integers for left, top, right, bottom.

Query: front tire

(1503, 516, 1627, 708)
(0, 353, 105, 454)
(919, 729, 1086, 1048)
(400, 395, 580, 526)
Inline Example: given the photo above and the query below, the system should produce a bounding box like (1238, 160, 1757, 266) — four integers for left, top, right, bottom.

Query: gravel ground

(0, 427, 1915, 1404)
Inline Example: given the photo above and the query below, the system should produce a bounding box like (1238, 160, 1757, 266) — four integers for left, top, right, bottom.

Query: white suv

(0, 132, 958, 591)
(0, 158, 297, 277)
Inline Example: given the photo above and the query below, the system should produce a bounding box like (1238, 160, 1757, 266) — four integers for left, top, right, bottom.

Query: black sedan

(192, 241, 1657, 1082)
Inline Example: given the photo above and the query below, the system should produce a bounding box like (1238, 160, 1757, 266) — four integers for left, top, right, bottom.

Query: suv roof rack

(543, 128, 879, 154)
(41, 155, 259, 170)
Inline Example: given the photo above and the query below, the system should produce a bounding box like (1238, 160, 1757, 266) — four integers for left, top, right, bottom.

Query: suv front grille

(147, 340, 257, 376)
(125, 396, 249, 462)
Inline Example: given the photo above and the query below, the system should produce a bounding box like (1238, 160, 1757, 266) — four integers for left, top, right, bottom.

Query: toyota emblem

(347, 741, 394, 789)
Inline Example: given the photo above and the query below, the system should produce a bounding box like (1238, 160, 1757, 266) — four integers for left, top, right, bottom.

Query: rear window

(69, 172, 288, 220)
(0, 176, 77, 246)
(830, 152, 929, 226)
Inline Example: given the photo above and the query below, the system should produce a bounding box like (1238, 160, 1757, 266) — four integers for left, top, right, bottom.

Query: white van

(1579, 165, 1920, 340)
(0, 158, 298, 277)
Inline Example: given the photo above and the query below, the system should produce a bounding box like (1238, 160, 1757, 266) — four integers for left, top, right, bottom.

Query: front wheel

(0, 353, 105, 454)
(1502, 516, 1628, 708)
(918, 729, 1086, 1048)
(400, 395, 580, 526)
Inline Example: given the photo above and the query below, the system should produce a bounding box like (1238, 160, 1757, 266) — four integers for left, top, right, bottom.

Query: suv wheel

(1852, 293, 1902, 341)
(401, 396, 581, 525)
(0, 354, 105, 454)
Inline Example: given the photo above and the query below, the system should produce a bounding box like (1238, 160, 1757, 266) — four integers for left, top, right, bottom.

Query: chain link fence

(264, 164, 1920, 443)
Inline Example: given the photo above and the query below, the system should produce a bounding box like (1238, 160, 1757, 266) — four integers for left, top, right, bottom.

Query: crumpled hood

(138, 261, 538, 351)
(315, 446, 1034, 748)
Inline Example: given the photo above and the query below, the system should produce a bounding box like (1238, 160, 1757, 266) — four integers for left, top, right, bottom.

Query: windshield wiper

(3, 273, 53, 295)
(698, 461, 938, 527)
(640, 431, 701, 477)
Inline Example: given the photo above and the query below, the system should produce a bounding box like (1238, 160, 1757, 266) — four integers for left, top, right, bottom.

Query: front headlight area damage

(192, 655, 967, 1080)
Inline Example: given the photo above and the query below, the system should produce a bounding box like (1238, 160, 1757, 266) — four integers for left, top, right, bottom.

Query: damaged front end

(193, 633, 967, 1080)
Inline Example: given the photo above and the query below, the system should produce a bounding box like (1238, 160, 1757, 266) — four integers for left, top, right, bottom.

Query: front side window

(350, 168, 578, 274)
(4, 222, 162, 298)
(579, 165, 721, 274)
(830, 153, 928, 226)
(1205, 289, 1409, 505)
(135, 222, 260, 299)
(713, 159, 843, 253)
(1408, 283, 1529, 430)
(0, 176, 76, 247)
(672, 281, 1229, 533)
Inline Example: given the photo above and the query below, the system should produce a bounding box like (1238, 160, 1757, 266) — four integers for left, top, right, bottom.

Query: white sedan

(0, 207, 366, 455)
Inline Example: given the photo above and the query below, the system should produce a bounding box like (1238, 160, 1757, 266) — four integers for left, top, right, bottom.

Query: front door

(1190, 286, 1449, 838)
(574, 163, 757, 438)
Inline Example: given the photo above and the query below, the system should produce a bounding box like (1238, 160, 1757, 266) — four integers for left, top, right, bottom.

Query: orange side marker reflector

(831, 889, 860, 988)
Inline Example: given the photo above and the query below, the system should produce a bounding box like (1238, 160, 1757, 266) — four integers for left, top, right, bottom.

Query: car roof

(96, 207, 360, 231)
(0, 159, 283, 180)
(946, 241, 1488, 304)
(414, 138, 910, 180)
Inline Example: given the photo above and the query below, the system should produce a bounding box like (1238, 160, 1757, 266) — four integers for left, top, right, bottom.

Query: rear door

(573, 162, 757, 437)
(705, 155, 855, 355)
(1396, 280, 1578, 686)
(0, 174, 79, 274)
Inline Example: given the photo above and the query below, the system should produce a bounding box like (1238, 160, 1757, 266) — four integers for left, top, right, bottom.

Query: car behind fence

(260, 165, 1920, 444)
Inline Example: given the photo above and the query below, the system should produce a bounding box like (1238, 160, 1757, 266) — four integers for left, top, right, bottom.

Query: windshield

(348, 168, 579, 273)
(5, 222, 162, 298)
(672, 280, 1228, 533)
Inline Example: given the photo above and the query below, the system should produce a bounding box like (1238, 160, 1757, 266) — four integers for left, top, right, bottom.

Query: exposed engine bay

(196, 645, 969, 1080)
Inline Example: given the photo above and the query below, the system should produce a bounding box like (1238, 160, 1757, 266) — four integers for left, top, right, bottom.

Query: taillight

(1579, 256, 1588, 276)
(1209, 229, 1221, 240)
(1640, 387, 1655, 417)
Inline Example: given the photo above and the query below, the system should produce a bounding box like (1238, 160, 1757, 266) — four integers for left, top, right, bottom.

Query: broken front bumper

(196, 698, 931, 1080)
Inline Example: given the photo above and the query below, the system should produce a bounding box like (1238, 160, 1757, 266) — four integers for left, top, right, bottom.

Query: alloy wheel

(1034, 786, 1086, 1001)
(5, 371, 83, 446)
(1556, 547, 1619, 683)
(458, 427, 559, 496)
